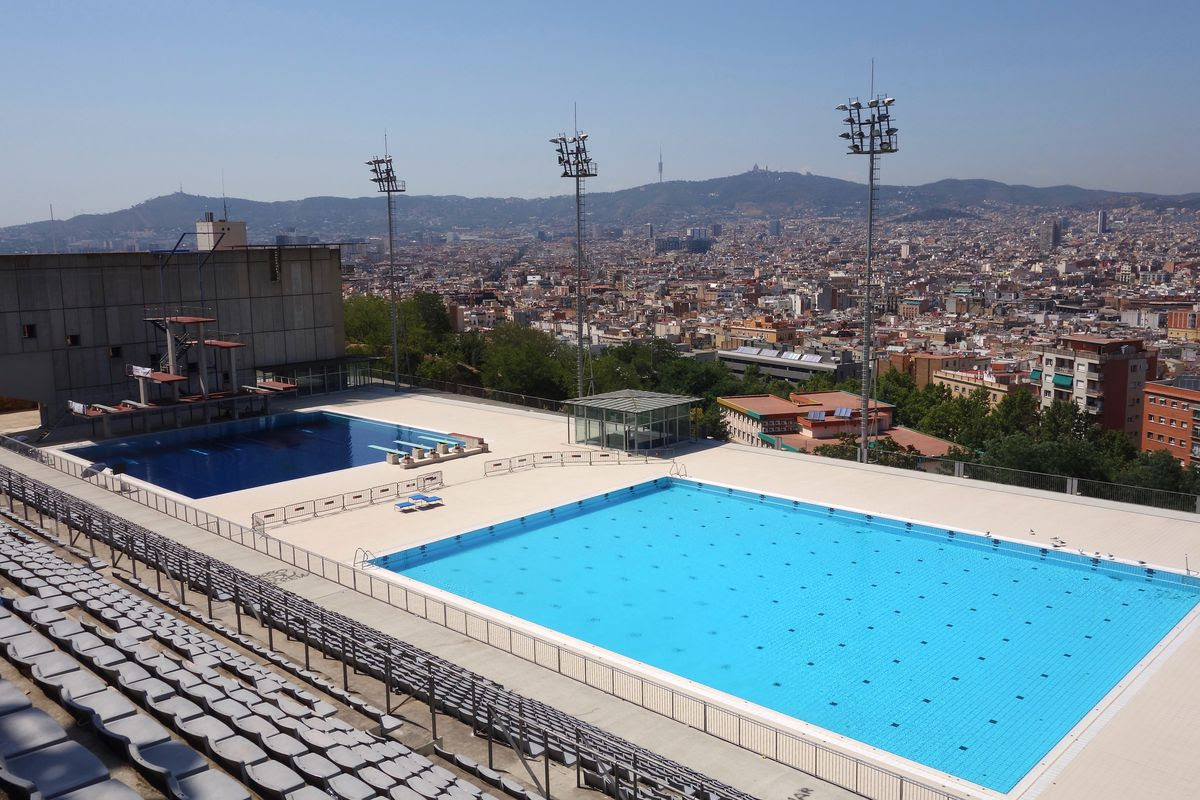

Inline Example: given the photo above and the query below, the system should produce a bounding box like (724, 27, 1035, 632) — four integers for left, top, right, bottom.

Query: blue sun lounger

(395, 493, 443, 512)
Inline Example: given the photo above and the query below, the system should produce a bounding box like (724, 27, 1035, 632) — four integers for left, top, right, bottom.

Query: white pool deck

(28, 388, 1200, 800)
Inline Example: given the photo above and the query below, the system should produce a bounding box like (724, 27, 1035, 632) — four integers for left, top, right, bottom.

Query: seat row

(0, 523, 500, 800)
(2, 471, 757, 800)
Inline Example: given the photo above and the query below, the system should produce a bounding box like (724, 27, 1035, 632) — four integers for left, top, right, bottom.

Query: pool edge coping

(362, 473, 1200, 800)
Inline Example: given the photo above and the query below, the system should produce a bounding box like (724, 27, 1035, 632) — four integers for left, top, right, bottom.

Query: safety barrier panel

(482, 450, 661, 477)
(251, 470, 444, 530)
(0, 440, 967, 800)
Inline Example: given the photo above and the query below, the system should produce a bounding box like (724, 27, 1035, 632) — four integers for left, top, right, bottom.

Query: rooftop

(564, 389, 699, 413)
(717, 394, 805, 419)
(790, 390, 895, 413)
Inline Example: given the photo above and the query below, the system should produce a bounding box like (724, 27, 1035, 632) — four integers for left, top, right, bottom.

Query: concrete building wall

(0, 247, 344, 423)
(1142, 379, 1200, 466)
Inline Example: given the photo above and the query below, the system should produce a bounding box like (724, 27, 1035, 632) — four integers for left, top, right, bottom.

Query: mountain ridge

(3, 171, 1198, 252)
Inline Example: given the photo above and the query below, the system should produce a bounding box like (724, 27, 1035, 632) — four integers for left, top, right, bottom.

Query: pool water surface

(372, 478, 1200, 792)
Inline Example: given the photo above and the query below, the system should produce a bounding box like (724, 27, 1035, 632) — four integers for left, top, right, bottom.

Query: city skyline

(2, 0, 1199, 227)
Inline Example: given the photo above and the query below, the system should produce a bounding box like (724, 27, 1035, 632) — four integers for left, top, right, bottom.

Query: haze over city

(3, 0, 1199, 227)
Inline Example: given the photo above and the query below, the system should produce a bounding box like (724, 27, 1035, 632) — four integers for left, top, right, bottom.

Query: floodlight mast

(366, 154, 406, 391)
(836, 94, 898, 464)
(550, 132, 598, 397)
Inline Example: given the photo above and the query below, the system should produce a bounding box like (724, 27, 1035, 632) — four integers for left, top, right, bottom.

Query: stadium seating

(0, 464, 758, 800)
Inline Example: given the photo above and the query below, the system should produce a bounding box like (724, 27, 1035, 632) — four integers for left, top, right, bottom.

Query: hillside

(1, 171, 1194, 253)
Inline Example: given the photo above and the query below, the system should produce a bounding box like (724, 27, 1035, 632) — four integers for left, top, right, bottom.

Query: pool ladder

(669, 460, 689, 478)
(352, 547, 377, 570)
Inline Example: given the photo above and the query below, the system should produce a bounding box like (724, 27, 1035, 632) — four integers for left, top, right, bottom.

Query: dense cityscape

(3, 4, 1200, 800)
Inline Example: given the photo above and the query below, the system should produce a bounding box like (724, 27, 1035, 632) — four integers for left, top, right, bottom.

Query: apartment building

(1030, 335, 1156, 437)
(1142, 376, 1200, 466)
(932, 368, 1035, 409)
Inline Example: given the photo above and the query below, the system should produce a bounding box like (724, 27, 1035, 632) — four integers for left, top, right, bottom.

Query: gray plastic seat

(0, 682, 31, 715)
(177, 713, 236, 754)
(358, 764, 397, 792)
(262, 731, 307, 760)
(62, 686, 138, 724)
(6, 631, 55, 664)
(171, 768, 254, 800)
(328, 772, 376, 800)
(101, 712, 173, 750)
(379, 756, 419, 782)
(212, 734, 269, 768)
(0, 615, 31, 641)
(46, 617, 87, 642)
(407, 775, 443, 799)
(39, 667, 106, 701)
(238, 714, 279, 743)
(0, 707, 67, 757)
(208, 697, 252, 724)
(291, 751, 340, 784)
(285, 786, 335, 800)
(149, 694, 206, 726)
(29, 650, 80, 682)
(326, 743, 367, 771)
(2, 739, 110, 797)
(390, 786, 424, 800)
(242, 758, 306, 800)
(55, 777, 144, 800)
(135, 739, 209, 784)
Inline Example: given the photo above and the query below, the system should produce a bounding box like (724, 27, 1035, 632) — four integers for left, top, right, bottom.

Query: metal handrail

(482, 450, 666, 477)
(0, 466, 761, 800)
(0, 441, 963, 800)
(251, 470, 444, 530)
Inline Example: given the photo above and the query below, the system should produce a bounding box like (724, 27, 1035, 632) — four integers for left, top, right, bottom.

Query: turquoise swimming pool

(371, 478, 1200, 792)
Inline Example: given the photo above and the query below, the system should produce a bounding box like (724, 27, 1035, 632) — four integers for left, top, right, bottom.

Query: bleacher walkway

(0, 448, 841, 800)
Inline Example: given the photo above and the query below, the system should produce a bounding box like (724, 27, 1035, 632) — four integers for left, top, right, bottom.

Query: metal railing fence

(252, 470, 444, 529)
(856, 450, 1200, 514)
(0, 465, 761, 800)
(482, 450, 670, 476)
(368, 368, 568, 414)
(0, 437, 965, 800)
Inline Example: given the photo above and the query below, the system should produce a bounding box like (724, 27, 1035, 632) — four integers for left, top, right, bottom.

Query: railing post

(487, 705, 494, 768)
(303, 617, 311, 671)
(427, 663, 438, 742)
(341, 632, 349, 690)
(384, 649, 393, 715)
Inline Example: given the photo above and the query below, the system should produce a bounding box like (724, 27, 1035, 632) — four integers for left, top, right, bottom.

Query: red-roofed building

(716, 395, 801, 447)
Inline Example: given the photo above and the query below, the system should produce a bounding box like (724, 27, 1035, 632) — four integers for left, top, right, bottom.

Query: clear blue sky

(2, 0, 1197, 226)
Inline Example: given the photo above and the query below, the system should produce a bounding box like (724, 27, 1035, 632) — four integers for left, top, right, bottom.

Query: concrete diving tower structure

(142, 310, 216, 400)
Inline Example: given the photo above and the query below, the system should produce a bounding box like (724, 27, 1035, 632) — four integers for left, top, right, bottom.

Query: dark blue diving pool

(66, 411, 462, 499)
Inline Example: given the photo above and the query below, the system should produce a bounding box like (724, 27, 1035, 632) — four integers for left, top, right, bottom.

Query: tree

(1111, 449, 1200, 496)
(343, 296, 392, 356)
(1037, 400, 1090, 442)
(918, 387, 991, 451)
(990, 389, 1039, 438)
(690, 404, 728, 440)
(480, 324, 573, 400)
(875, 368, 917, 422)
